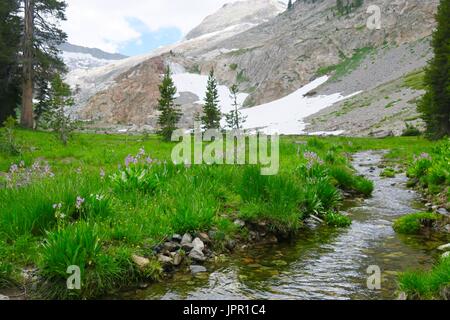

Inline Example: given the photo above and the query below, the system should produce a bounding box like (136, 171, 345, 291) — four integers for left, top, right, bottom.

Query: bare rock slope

(72, 0, 439, 134)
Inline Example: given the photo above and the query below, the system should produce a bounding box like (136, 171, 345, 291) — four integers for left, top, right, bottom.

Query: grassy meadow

(0, 128, 448, 299)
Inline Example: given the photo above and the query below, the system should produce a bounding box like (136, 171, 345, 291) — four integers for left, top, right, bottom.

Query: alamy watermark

(171, 122, 279, 175)
(367, 265, 382, 290)
(67, 265, 81, 290)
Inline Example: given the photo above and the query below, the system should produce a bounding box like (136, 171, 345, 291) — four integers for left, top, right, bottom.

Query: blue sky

(119, 18, 183, 56)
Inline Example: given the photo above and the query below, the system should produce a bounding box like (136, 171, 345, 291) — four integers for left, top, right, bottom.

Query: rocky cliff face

(185, 0, 285, 40)
(71, 0, 439, 134)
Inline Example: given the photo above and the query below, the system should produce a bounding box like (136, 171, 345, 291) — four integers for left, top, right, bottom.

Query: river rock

(0, 294, 9, 300)
(234, 219, 246, 228)
(189, 248, 206, 262)
(198, 232, 210, 243)
(171, 234, 182, 242)
(190, 265, 207, 275)
(181, 233, 193, 245)
(192, 238, 205, 251)
(437, 208, 449, 215)
(397, 292, 408, 300)
(444, 225, 450, 233)
(225, 240, 236, 251)
(181, 242, 194, 252)
(208, 230, 217, 240)
(173, 253, 183, 266)
(158, 254, 174, 265)
(164, 242, 180, 252)
(132, 255, 150, 269)
(438, 243, 450, 251)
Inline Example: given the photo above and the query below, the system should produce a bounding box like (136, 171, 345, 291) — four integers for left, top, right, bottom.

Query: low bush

(393, 212, 443, 235)
(399, 256, 450, 300)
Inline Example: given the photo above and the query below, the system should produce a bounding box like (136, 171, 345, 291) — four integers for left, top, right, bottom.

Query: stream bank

(116, 150, 449, 300)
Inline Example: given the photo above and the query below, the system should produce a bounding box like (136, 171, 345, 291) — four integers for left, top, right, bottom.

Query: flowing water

(122, 151, 448, 300)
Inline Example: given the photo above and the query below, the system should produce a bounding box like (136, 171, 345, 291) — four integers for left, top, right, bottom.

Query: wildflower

(53, 203, 62, 210)
(75, 167, 82, 175)
(9, 164, 18, 173)
(145, 157, 153, 164)
(75, 196, 85, 210)
(125, 155, 137, 167)
(19, 161, 25, 168)
(138, 148, 146, 157)
(100, 168, 106, 179)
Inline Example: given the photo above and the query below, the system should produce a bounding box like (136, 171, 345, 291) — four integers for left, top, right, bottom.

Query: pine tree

(418, 0, 450, 139)
(46, 73, 75, 145)
(157, 67, 181, 141)
(201, 69, 222, 130)
(0, 0, 21, 125)
(20, 0, 68, 129)
(225, 84, 247, 130)
(287, 0, 293, 11)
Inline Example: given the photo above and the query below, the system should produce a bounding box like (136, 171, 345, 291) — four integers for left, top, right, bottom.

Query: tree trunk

(21, 0, 34, 129)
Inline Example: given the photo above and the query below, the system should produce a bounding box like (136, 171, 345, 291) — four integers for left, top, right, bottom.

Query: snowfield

(172, 71, 360, 135)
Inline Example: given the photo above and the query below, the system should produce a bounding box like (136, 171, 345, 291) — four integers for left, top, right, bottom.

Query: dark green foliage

(0, 0, 21, 124)
(336, 0, 364, 15)
(418, 0, 450, 139)
(201, 69, 222, 130)
(157, 67, 181, 141)
(45, 74, 75, 145)
(225, 84, 247, 130)
(402, 123, 422, 137)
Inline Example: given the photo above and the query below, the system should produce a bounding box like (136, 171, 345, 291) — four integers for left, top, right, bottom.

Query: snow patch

(172, 73, 360, 135)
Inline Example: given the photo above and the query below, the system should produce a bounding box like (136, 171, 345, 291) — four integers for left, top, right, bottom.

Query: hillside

(68, 0, 439, 136)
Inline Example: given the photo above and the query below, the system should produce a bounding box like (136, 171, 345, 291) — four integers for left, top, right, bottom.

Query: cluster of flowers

(3, 160, 54, 189)
(303, 151, 324, 169)
(414, 152, 432, 162)
(124, 148, 158, 168)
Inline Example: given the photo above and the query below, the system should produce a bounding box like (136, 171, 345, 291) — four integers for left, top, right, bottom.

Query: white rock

(181, 233, 193, 245)
(437, 243, 450, 251)
(192, 238, 205, 251)
(442, 251, 450, 259)
(0, 294, 9, 300)
(132, 255, 150, 269)
(189, 248, 206, 262)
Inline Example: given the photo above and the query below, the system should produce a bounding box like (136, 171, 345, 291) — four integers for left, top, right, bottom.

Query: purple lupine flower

(138, 148, 146, 158)
(9, 164, 18, 173)
(75, 196, 85, 210)
(145, 157, 153, 164)
(125, 155, 137, 167)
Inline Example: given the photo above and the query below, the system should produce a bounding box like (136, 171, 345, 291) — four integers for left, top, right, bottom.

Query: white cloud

(63, 0, 245, 53)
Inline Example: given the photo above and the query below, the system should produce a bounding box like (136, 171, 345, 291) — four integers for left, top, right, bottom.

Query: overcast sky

(63, 0, 287, 56)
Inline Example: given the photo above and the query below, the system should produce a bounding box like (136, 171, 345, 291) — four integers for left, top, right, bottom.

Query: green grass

(393, 212, 443, 235)
(399, 256, 450, 300)
(380, 168, 396, 178)
(315, 47, 375, 80)
(0, 129, 444, 299)
(403, 69, 426, 91)
(406, 139, 450, 205)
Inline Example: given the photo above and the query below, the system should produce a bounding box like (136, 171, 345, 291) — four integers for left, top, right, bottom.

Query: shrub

(0, 116, 21, 156)
(399, 256, 450, 300)
(324, 212, 352, 228)
(329, 165, 374, 196)
(393, 212, 443, 234)
(380, 168, 396, 178)
(39, 222, 146, 299)
(402, 123, 422, 137)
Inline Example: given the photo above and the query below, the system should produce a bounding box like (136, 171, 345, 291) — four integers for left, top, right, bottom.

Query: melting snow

(172, 72, 360, 135)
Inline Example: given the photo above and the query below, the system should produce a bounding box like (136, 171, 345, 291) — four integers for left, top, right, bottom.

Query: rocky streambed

(116, 151, 449, 300)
